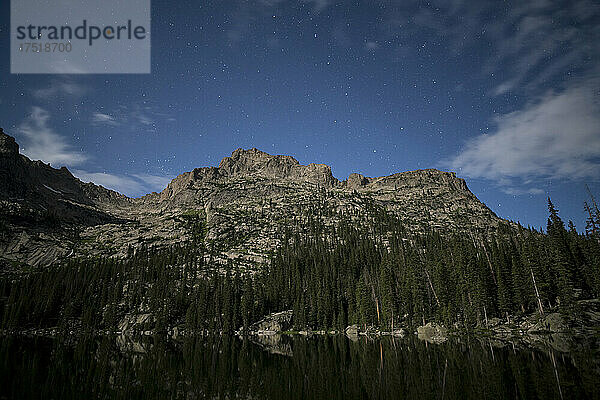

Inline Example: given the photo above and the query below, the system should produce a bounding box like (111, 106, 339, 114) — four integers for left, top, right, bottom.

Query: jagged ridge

(0, 129, 502, 268)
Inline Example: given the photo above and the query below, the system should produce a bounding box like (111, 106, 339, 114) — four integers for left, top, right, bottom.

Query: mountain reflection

(0, 334, 597, 399)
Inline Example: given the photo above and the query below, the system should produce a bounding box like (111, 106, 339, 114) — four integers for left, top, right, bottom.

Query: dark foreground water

(0, 334, 599, 400)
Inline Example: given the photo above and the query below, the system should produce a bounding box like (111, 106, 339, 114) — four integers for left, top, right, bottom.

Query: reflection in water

(549, 350, 564, 400)
(0, 334, 598, 399)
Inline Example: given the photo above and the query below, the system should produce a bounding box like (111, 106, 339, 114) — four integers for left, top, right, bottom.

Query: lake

(0, 334, 598, 399)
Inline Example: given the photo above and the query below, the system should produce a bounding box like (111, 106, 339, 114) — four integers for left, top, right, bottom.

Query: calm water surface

(0, 334, 598, 399)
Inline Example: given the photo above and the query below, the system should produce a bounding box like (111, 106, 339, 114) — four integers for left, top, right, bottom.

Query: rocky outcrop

(468, 300, 600, 352)
(346, 173, 370, 189)
(417, 322, 448, 344)
(345, 324, 359, 336)
(217, 148, 336, 187)
(0, 129, 133, 266)
(0, 128, 18, 155)
(528, 312, 568, 333)
(248, 310, 293, 334)
(0, 130, 127, 214)
(219, 148, 300, 178)
(118, 313, 155, 333)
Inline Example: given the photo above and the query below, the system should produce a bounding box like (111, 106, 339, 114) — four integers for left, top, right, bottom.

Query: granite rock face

(0, 128, 19, 155)
(248, 310, 294, 334)
(0, 129, 130, 267)
(417, 322, 448, 344)
(0, 129, 508, 269)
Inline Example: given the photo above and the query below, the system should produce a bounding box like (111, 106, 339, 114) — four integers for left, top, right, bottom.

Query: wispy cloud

(92, 112, 119, 126)
(132, 110, 154, 126)
(501, 187, 545, 196)
(445, 79, 600, 190)
(90, 105, 158, 130)
(131, 173, 173, 190)
(15, 108, 171, 197)
(73, 170, 172, 197)
(485, 0, 599, 95)
(378, 0, 599, 96)
(17, 107, 87, 167)
(32, 78, 87, 100)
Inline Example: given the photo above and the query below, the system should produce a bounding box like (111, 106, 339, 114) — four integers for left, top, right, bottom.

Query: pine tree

(547, 198, 576, 308)
(241, 277, 254, 331)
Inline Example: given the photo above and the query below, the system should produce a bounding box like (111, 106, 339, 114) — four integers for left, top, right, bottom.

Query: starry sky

(1, 0, 599, 231)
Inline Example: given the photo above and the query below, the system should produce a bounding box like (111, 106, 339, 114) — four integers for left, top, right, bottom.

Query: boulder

(345, 324, 359, 336)
(529, 312, 568, 333)
(249, 310, 293, 334)
(118, 313, 155, 333)
(417, 322, 448, 344)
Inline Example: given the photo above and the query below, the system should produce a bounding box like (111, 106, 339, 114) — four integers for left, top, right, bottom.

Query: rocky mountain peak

(218, 148, 301, 178)
(1, 131, 504, 268)
(346, 173, 370, 189)
(0, 128, 19, 156)
(215, 147, 337, 186)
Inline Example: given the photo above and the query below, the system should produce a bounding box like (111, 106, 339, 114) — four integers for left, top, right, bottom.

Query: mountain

(0, 129, 504, 268)
(2, 128, 599, 339)
(0, 129, 130, 267)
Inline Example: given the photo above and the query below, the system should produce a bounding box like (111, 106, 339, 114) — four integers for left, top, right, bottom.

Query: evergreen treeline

(1, 198, 599, 333)
(263, 199, 600, 330)
(0, 241, 263, 333)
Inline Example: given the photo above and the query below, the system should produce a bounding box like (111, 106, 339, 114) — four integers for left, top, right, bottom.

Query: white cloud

(92, 112, 119, 126)
(491, 80, 518, 96)
(73, 170, 145, 195)
(73, 170, 172, 197)
(92, 105, 158, 130)
(15, 108, 171, 197)
(501, 187, 545, 196)
(446, 80, 600, 187)
(32, 78, 87, 100)
(132, 174, 173, 190)
(133, 112, 154, 126)
(17, 107, 87, 167)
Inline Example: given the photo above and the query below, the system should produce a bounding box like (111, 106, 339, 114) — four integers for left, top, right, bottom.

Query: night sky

(1, 0, 599, 231)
